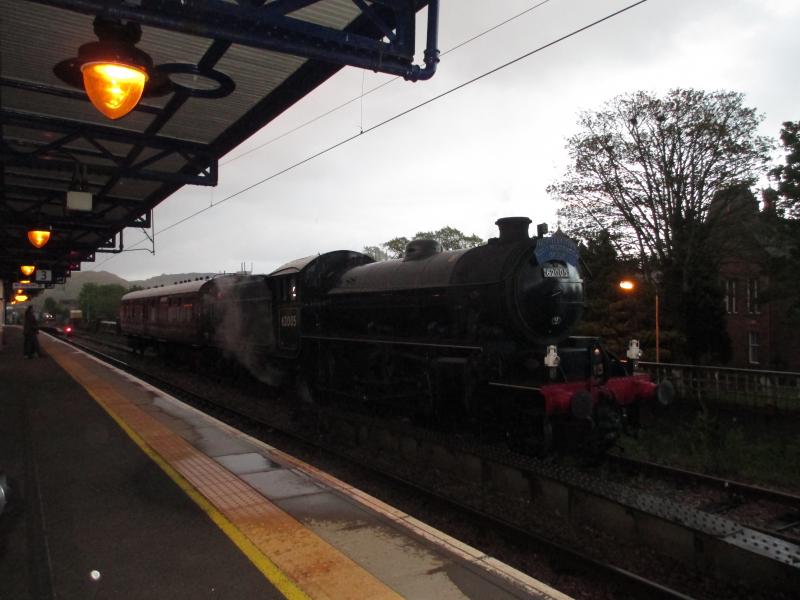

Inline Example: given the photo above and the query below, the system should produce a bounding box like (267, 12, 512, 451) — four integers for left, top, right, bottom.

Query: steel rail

(606, 454, 800, 510)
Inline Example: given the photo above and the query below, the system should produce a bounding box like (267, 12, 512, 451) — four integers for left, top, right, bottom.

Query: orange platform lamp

(27, 228, 51, 248)
(82, 61, 147, 120)
(20, 265, 36, 277)
(54, 17, 157, 120)
(14, 292, 29, 303)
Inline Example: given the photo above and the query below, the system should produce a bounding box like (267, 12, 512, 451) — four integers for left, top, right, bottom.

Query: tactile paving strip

(48, 343, 402, 600)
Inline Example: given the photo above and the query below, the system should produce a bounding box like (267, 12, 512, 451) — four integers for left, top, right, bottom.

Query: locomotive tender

(120, 217, 666, 451)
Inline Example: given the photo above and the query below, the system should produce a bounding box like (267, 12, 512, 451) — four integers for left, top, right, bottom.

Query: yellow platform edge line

(55, 351, 310, 600)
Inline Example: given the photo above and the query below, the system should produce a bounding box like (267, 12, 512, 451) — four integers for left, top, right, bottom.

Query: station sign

(16, 282, 46, 290)
(35, 269, 52, 283)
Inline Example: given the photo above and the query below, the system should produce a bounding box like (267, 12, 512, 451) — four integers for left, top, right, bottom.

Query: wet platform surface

(0, 326, 569, 599)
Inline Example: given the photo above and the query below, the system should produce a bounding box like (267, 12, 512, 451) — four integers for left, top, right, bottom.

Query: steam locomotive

(120, 217, 669, 451)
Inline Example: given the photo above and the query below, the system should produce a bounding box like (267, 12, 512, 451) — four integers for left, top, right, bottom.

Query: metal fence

(637, 361, 800, 413)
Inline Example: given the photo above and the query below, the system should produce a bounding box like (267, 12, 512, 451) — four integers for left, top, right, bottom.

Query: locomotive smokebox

(495, 216, 532, 243)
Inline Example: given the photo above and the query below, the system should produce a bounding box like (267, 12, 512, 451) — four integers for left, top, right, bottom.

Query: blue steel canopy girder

(3, 153, 216, 187)
(2, 109, 218, 186)
(2, 109, 211, 155)
(2, 179, 143, 208)
(29, 0, 439, 81)
(0, 77, 163, 115)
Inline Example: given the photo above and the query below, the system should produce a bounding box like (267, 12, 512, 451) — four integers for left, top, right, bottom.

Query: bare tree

(549, 89, 771, 280)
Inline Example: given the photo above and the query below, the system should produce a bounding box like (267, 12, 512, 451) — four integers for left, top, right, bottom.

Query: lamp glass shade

(28, 230, 51, 248)
(81, 62, 147, 120)
(20, 265, 36, 276)
(619, 280, 635, 291)
(14, 294, 29, 303)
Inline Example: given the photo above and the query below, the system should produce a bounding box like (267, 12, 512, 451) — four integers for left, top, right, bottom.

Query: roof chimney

(495, 217, 532, 243)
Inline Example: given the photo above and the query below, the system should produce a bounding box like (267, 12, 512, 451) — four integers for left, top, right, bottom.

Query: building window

(747, 278, 760, 314)
(748, 331, 760, 364)
(725, 279, 737, 314)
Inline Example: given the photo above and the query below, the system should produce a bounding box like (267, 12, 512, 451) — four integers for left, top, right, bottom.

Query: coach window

(185, 301, 193, 322)
(280, 277, 294, 302)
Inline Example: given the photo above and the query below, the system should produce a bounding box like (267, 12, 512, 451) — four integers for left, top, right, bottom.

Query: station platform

(0, 326, 569, 600)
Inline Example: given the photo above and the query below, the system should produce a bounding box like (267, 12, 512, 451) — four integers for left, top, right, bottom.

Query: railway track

(606, 454, 800, 508)
(60, 332, 800, 598)
(605, 454, 800, 544)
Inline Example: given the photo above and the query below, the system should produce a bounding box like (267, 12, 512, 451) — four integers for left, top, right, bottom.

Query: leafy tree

(760, 216, 800, 326)
(575, 230, 644, 356)
(412, 226, 484, 251)
(761, 122, 800, 324)
(78, 283, 127, 323)
(769, 121, 800, 218)
(376, 227, 483, 259)
(383, 237, 410, 259)
(362, 245, 389, 262)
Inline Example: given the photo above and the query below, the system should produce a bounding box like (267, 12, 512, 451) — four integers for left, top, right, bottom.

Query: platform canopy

(1, 0, 438, 296)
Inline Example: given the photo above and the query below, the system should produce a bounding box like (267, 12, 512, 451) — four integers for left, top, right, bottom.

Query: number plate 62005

(543, 266, 569, 278)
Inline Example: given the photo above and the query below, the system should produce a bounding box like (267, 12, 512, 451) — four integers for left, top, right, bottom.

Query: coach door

(276, 275, 299, 353)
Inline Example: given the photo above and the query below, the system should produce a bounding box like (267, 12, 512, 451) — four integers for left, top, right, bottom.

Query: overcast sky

(94, 0, 800, 281)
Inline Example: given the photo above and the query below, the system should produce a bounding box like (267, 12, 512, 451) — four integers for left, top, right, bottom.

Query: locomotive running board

(302, 334, 482, 352)
(488, 382, 543, 392)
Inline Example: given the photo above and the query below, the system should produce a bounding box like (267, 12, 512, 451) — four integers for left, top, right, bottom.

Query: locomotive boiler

(121, 217, 667, 452)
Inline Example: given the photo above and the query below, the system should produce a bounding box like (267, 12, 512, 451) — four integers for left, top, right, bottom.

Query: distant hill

(33, 271, 217, 306)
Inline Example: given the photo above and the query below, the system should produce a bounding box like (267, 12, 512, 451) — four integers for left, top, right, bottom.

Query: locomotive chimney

(495, 217, 532, 243)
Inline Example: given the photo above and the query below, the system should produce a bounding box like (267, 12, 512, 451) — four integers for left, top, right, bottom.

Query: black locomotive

(121, 217, 666, 451)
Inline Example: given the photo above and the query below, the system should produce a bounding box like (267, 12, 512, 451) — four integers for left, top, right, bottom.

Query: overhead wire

(220, 0, 554, 166)
(92, 0, 650, 269)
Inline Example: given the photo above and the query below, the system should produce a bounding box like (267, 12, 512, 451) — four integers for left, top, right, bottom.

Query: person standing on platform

(23, 305, 41, 358)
